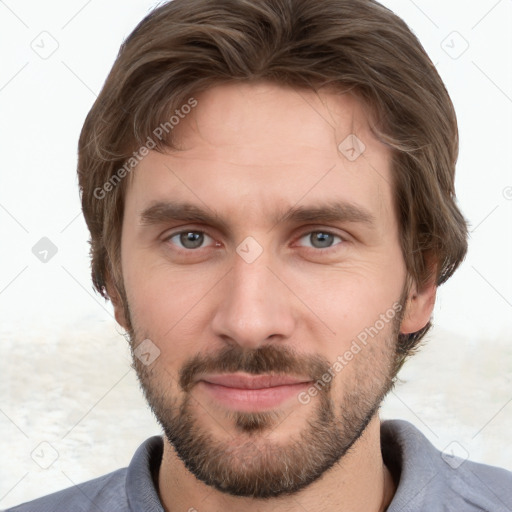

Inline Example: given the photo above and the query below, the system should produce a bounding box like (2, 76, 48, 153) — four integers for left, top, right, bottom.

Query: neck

(157, 415, 395, 512)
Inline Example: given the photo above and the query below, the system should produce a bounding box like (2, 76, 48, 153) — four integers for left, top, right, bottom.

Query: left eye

(297, 231, 343, 249)
(167, 231, 214, 250)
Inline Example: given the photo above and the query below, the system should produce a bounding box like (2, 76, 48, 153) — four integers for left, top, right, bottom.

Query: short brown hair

(78, 0, 468, 356)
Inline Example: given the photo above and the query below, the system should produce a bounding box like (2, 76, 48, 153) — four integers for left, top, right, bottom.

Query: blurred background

(1, 0, 511, 508)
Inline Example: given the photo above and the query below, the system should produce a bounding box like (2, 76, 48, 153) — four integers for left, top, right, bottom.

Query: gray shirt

(4, 420, 512, 511)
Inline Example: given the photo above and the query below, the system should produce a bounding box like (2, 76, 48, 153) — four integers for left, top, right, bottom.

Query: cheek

(123, 258, 220, 351)
(326, 312, 399, 398)
(284, 257, 404, 340)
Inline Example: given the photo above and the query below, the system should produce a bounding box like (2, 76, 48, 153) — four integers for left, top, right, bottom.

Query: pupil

(311, 232, 332, 248)
(181, 232, 203, 249)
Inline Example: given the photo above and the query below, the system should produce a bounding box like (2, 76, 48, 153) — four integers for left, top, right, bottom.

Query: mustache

(179, 343, 332, 392)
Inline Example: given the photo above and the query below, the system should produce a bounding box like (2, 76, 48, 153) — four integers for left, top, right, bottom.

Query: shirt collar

(126, 435, 165, 512)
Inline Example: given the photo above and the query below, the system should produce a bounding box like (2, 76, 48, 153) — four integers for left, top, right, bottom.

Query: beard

(125, 297, 405, 499)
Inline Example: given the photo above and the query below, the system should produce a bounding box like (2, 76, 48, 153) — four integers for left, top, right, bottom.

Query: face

(113, 82, 431, 498)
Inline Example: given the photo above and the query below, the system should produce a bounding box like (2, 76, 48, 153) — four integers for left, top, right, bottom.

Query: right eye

(165, 230, 216, 250)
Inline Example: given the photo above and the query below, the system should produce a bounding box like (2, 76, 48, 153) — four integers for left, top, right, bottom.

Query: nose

(211, 250, 296, 350)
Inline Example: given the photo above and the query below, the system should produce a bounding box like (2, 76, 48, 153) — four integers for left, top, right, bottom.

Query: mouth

(196, 373, 313, 412)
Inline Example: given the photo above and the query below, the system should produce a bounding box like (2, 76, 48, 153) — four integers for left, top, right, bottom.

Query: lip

(196, 373, 313, 412)
(199, 373, 312, 389)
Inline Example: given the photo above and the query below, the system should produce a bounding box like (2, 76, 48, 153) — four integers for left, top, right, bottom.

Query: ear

(400, 264, 437, 335)
(105, 273, 130, 331)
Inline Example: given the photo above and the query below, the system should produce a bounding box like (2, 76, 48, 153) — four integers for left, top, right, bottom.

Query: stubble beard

(127, 304, 403, 499)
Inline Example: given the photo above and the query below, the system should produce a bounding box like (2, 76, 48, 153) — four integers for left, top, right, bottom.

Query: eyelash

(163, 228, 346, 253)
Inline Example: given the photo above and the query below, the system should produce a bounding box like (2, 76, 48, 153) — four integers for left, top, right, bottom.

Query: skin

(110, 82, 436, 512)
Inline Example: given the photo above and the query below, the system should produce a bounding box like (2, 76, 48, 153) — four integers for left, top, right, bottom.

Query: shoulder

(3, 435, 164, 512)
(382, 419, 512, 512)
(3, 468, 128, 512)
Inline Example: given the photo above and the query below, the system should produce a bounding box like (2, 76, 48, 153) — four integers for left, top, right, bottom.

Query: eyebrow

(140, 202, 229, 231)
(139, 200, 375, 230)
(277, 201, 375, 227)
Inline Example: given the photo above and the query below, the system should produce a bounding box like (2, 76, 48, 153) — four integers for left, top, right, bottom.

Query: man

(6, 0, 511, 510)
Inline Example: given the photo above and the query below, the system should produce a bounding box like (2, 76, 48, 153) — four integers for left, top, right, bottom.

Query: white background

(0, 0, 511, 508)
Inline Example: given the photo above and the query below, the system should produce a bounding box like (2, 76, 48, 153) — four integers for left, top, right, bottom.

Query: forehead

(124, 82, 395, 233)
(174, 81, 376, 158)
